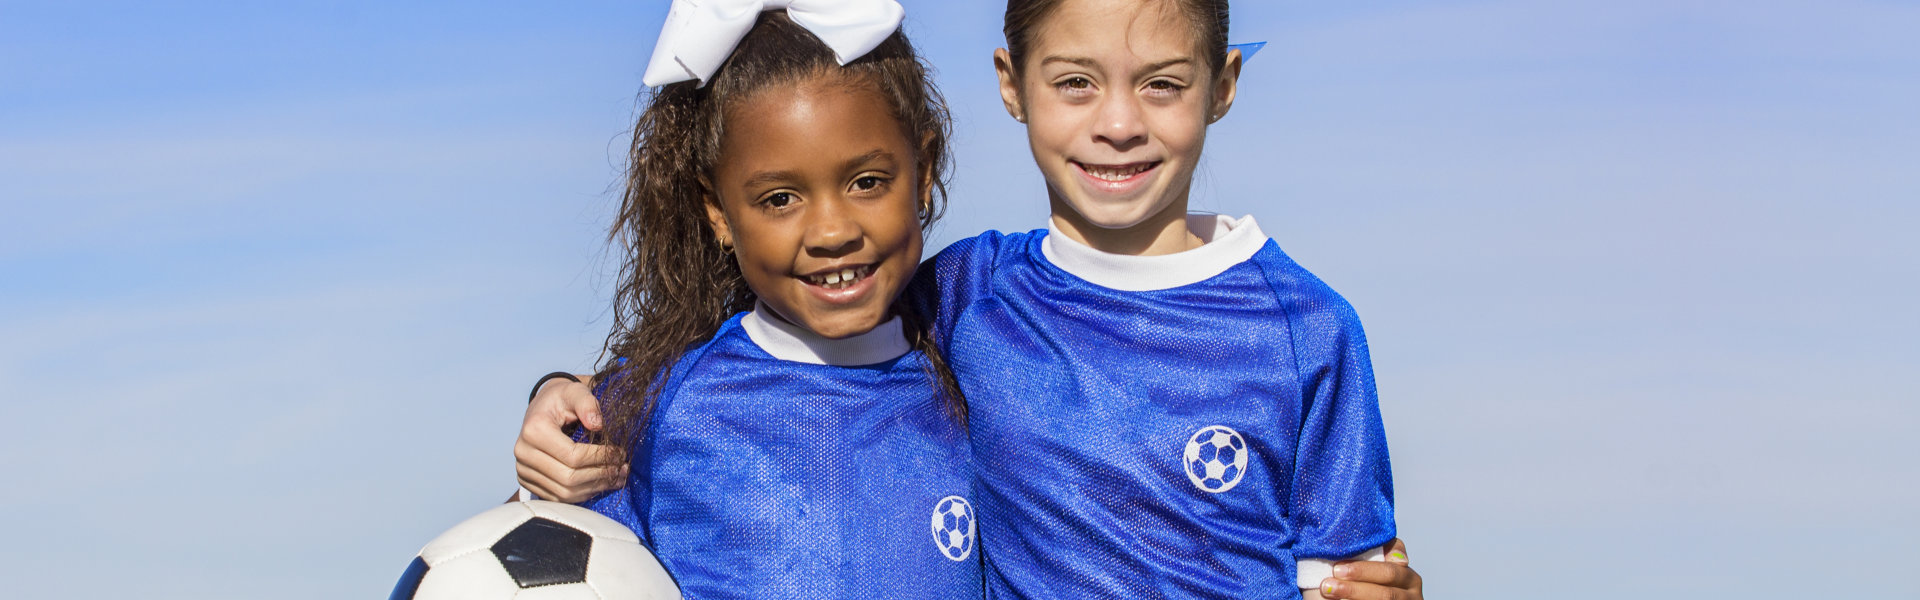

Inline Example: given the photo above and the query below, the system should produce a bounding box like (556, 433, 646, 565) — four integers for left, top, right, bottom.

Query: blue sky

(3, 1, 1916, 597)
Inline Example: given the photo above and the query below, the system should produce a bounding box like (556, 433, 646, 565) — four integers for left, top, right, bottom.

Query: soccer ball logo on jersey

(929, 495, 975, 561)
(1183, 425, 1251, 493)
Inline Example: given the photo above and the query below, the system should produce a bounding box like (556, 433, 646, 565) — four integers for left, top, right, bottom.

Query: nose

(803, 195, 862, 256)
(1093, 90, 1147, 150)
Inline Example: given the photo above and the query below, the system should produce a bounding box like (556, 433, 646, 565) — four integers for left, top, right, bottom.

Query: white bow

(642, 0, 907, 88)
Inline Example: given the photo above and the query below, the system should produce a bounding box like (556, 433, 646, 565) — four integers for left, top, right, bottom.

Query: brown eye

(1059, 77, 1092, 90)
(852, 176, 887, 192)
(763, 192, 796, 208)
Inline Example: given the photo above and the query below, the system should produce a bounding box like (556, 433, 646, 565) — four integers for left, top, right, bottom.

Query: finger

(515, 443, 626, 501)
(518, 458, 626, 503)
(559, 440, 625, 470)
(519, 435, 627, 486)
(560, 382, 605, 431)
(1322, 579, 1414, 600)
(532, 461, 626, 498)
(519, 426, 622, 486)
(523, 413, 591, 459)
(517, 460, 577, 503)
(519, 436, 625, 484)
(1334, 561, 1419, 589)
(1385, 538, 1409, 564)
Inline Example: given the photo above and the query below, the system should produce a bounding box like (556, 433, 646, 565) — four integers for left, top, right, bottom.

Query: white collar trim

(1042, 213, 1268, 291)
(740, 303, 910, 366)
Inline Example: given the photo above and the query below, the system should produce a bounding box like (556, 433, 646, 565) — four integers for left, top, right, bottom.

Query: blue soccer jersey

(915, 214, 1395, 599)
(582, 309, 980, 600)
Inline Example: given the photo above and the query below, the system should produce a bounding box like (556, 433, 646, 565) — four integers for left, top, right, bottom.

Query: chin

(1060, 194, 1175, 231)
(801, 307, 889, 339)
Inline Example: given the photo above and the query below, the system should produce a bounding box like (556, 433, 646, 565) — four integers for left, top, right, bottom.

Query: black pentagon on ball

(489, 517, 594, 588)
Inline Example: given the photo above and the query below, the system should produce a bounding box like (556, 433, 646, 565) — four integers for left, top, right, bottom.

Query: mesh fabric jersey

(583, 313, 980, 599)
(912, 215, 1395, 599)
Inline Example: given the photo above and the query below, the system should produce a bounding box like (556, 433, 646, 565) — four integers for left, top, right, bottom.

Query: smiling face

(706, 77, 928, 340)
(996, 0, 1239, 255)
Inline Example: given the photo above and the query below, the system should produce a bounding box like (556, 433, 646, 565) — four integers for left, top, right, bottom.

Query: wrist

(529, 371, 581, 403)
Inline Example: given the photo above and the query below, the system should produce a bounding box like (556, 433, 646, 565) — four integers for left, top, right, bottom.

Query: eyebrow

(1040, 56, 1194, 74)
(738, 150, 897, 191)
(741, 169, 801, 191)
(841, 149, 896, 173)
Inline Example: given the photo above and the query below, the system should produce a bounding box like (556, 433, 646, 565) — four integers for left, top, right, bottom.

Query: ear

(696, 172, 733, 248)
(993, 48, 1027, 124)
(703, 195, 733, 249)
(1208, 48, 1243, 124)
(917, 132, 938, 215)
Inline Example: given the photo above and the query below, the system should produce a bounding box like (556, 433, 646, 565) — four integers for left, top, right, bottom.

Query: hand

(513, 376, 628, 503)
(1318, 538, 1421, 600)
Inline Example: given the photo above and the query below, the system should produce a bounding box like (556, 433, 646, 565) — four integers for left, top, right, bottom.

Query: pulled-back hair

(593, 12, 960, 453)
(1004, 0, 1230, 76)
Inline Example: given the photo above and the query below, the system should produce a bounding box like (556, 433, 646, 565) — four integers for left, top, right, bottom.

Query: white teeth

(807, 266, 871, 290)
(1085, 163, 1148, 181)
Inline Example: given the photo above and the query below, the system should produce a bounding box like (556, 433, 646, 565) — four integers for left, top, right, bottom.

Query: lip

(1072, 160, 1160, 194)
(796, 262, 879, 305)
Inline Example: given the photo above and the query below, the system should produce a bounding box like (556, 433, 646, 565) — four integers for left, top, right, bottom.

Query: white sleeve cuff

(1296, 544, 1389, 589)
(516, 486, 535, 502)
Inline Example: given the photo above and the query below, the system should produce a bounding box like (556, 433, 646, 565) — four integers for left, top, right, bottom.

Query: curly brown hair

(592, 12, 961, 455)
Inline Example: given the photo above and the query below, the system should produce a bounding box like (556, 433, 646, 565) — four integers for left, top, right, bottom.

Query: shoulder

(910, 229, 1043, 312)
(927, 229, 1039, 273)
(1249, 243, 1367, 338)
(599, 315, 749, 398)
(664, 316, 751, 381)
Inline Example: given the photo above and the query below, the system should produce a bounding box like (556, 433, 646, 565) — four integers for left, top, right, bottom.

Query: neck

(741, 303, 909, 366)
(1046, 191, 1200, 256)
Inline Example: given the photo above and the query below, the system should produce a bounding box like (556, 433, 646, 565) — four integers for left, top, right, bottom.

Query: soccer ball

(1183, 425, 1250, 493)
(389, 500, 681, 599)
(928, 495, 975, 561)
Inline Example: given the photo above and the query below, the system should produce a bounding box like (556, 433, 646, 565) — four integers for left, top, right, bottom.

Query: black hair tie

(528, 371, 582, 404)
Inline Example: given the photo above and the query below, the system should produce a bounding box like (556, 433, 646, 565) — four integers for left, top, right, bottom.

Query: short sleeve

(1257, 251, 1396, 579)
